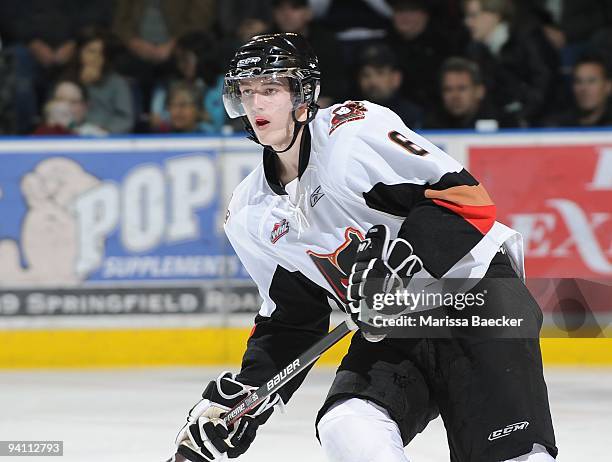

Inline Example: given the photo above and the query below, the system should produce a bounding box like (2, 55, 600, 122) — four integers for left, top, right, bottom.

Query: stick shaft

(223, 321, 352, 426)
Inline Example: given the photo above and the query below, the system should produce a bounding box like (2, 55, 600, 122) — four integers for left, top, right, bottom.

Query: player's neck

(275, 126, 304, 186)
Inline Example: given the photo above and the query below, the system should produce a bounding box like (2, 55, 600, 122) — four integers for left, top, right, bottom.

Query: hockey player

(173, 33, 557, 462)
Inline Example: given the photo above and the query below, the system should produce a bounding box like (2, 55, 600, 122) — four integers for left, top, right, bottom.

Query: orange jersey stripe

(431, 199, 497, 235)
(424, 184, 493, 206)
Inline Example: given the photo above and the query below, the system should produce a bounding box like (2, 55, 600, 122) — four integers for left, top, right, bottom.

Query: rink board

(0, 327, 611, 368)
(0, 131, 610, 368)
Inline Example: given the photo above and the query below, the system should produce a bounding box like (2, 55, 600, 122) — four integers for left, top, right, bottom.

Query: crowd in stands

(1, 0, 612, 136)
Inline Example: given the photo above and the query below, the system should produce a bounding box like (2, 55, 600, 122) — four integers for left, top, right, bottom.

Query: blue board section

(0, 147, 250, 283)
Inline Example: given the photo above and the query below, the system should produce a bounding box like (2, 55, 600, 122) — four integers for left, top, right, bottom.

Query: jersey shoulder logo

(270, 219, 290, 244)
(329, 101, 367, 135)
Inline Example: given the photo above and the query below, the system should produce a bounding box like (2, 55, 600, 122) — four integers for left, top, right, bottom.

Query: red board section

(469, 145, 612, 278)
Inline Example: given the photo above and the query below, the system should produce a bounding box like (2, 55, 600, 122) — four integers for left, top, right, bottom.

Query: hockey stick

(166, 320, 353, 462)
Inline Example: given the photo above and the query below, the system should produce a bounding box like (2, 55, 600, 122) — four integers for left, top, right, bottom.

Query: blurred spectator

(424, 57, 518, 129)
(22, 3, 76, 71)
(33, 79, 108, 136)
(163, 82, 205, 133)
(313, 0, 393, 73)
(64, 27, 134, 134)
(272, 0, 347, 106)
(516, 0, 612, 52)
(236, 18, 272, 44)
(52, 80, 107, 135)
(218, 16, 272, 133)
(0, 3, 18, 48)
(556, 1, 612, 48)
(428, 0, 469, 28)
(3, 1, 77, 133)
(313, 0, 392, 32)
(464, 0, 553, 125)
(218, 8, 272, 72)
(32, 100, 74, 135)
(385, 0, 462, 110)
(0, 1, 112, 48)
(218, 14, 272, 87)
(589, 26, 612, 61)
(0, 47, 16, 134)
(428, 0, 472, 46)
(357, 44, 422, 127)
(544, 52, 612, 127)
(150, 32, 225, 134)
(112, 0, 216, 105)
(0, 0, 113, 134)
(20, 0, 114, 89)
(52, 81, 88, 129)
(216, 0, 274, 38)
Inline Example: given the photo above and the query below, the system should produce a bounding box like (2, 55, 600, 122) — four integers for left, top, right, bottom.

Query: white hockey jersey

(224, 101, 524, 400)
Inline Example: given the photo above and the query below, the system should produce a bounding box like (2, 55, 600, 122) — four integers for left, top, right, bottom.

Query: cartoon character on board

(0, 157, 100, 286)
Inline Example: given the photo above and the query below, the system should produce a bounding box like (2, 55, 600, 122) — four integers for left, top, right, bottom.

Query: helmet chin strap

(243, 104, 319, 154)
(270, 111, 303, 154)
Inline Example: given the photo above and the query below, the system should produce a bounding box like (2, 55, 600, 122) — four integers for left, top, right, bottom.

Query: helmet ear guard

(301, 74, 320, 107)
(312, 81, 321, 103)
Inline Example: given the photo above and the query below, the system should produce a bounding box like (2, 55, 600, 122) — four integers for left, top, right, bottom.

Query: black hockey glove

(175, 372, 281, 461)
(346, 224, 423, 338)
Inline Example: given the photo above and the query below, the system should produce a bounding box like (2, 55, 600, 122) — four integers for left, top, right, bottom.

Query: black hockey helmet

(223, 33, 321, 150)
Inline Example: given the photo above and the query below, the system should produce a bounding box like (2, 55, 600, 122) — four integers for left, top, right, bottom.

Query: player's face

(442, 71, 484, 117)
(239, 77, 297, 148)
(573, 63, 612, 112)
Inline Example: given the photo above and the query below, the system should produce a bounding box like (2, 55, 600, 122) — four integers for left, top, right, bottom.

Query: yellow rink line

(0, 328, 611, 368)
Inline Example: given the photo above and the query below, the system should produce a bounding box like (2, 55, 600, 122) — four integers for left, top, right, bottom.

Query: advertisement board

(0, 133, 610, 366)
(469, 144, 612, 278)
(0, 134, 609, 312)
(0, 138, 262, 322)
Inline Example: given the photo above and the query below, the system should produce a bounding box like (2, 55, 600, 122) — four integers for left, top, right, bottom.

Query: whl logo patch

(270, 219, 290, 244)
(488, 421, 529, 441)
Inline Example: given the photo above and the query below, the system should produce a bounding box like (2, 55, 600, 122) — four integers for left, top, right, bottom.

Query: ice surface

(0, 367, 610, 461)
